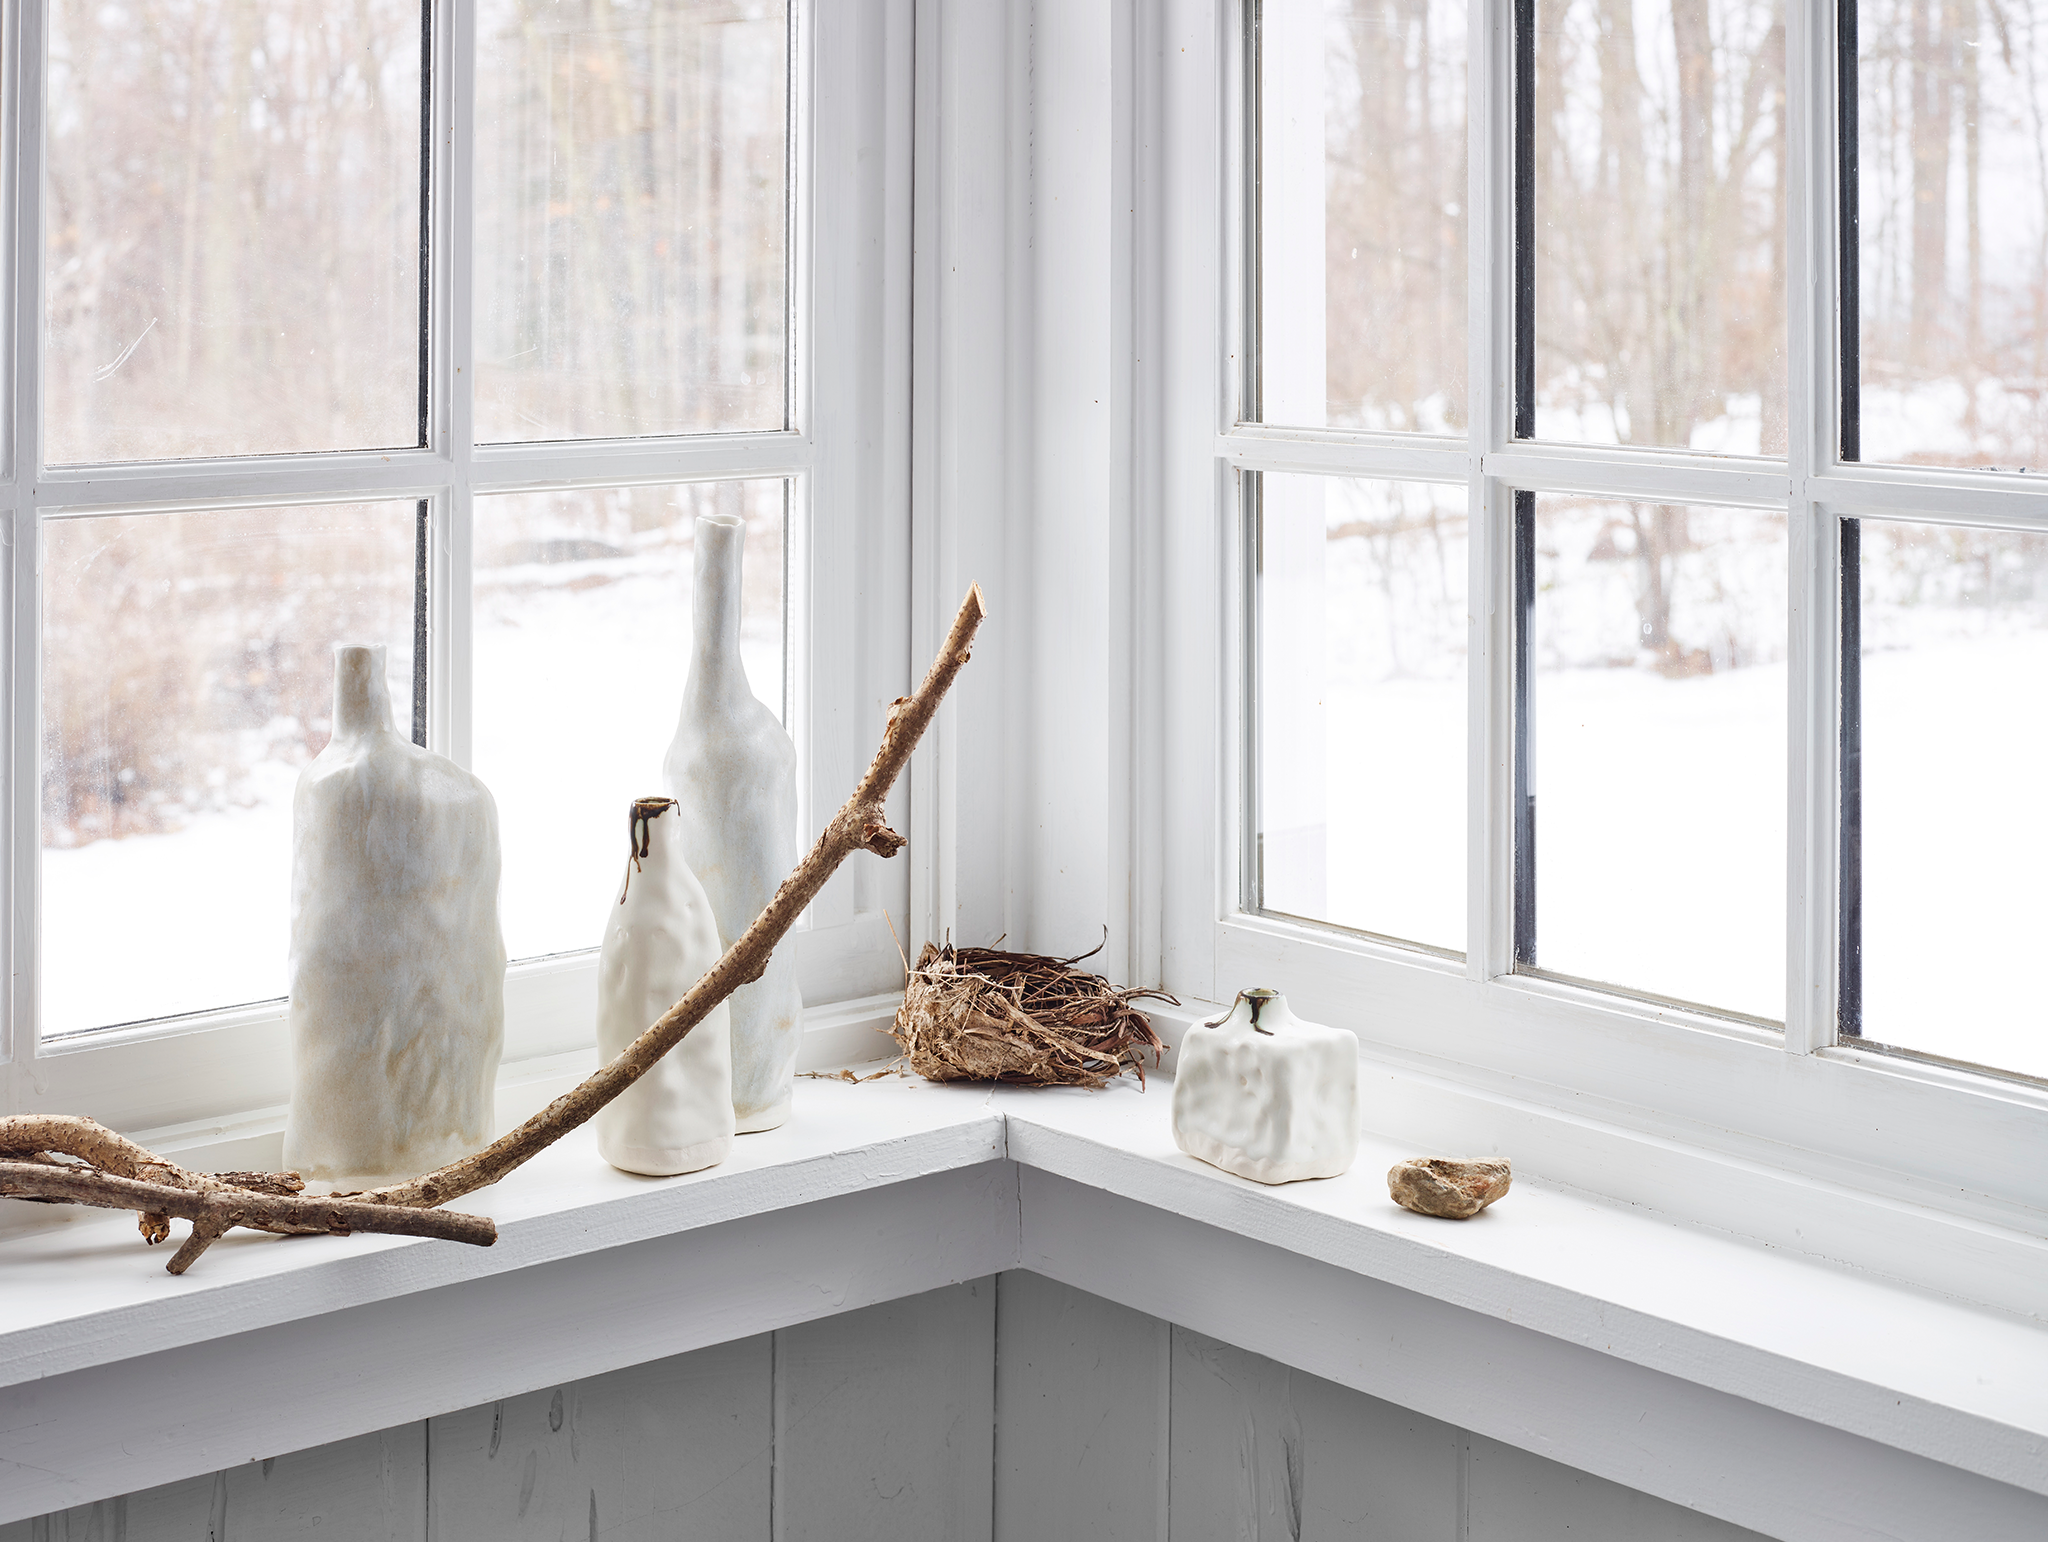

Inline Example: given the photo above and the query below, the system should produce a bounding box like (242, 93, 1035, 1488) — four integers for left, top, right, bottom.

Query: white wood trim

(0, 1159, 1019, 1524)
(1471, 0, 1514, 981)
(1217, 426, 1470, 482)
(1783, 0, 1830, 1056)
(1022, 1172, 2048, 1542)
(1481, 444, 1793, 509)
(4, 0, 43, 1094)
(1809, 466, 2048, 526)
(1206, 910, 2048, 1237)
(8, 1079, 2047, 1538)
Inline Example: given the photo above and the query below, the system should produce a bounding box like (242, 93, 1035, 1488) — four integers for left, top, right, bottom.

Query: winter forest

(1260, 0, 2048, 1075)
(31, 0, 2048, 1081)
(40, 0, 788, 1033)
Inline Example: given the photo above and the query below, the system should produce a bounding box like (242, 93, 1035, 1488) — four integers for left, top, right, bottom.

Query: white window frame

(1150, 0, 2048, 1236)
(0, 0, 917, 1135)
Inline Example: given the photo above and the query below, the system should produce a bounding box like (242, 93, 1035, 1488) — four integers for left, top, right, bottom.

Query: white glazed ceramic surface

(284, 645, 506, 1187)
(663, 512, 803, 1133)
(1170, 989, 1359, 1184)
(594, 798, 736, 1176)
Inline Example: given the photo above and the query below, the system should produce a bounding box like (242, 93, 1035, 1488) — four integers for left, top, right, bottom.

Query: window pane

(45, 1, 423, 464)
(1258, 0, 1467, 432)
(475, 1, 788, 443)
(1856, 520, 2048, 1076)
(1527, 497, 1785, 1018)
(1855, 4, 2048, 471)
(1530, 0, 1786, 453)
(42, 504, 417, 1035)
(473, 480, 785, 961)
(1256, 474, 1467, 953)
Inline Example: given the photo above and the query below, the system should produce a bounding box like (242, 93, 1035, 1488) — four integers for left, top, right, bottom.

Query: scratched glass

(44, 0, 424, 463)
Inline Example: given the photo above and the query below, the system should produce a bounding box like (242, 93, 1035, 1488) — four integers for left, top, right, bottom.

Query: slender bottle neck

(332, 645, 396, 739)
(621, 796, 679, 904)
(688, 514, 747, 698)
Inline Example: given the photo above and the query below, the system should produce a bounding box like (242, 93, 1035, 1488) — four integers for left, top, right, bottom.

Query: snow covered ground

(37, 490, 2048, 1084)
(41, 495, 783, 1038)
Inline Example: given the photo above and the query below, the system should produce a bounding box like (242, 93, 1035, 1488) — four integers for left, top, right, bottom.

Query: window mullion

(436, 0, 475, 767)
(1468, 0, 1516, 982)
(1784, 0, 1843, 1056)
(9, 0, 46, 1079)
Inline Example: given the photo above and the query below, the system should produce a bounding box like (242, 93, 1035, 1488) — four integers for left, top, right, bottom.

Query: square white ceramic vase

(1171, 989, 1359, 1184)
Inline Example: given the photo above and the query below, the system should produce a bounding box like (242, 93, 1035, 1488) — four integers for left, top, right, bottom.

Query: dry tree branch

(0, 584, 989, 1275)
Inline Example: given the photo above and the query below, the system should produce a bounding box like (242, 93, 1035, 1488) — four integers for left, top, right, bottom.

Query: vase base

(598, 1132, 733, 1178)
(1174, 1125, 1353, 1185)
(734, 1096, 791, 1134)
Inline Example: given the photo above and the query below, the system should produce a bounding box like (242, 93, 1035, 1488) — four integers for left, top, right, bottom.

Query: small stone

(1388, 1157, 1511, 1219)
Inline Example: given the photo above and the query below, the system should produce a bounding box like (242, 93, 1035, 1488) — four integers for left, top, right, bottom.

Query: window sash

(1133, 0, 2048, 1235)
(1, 0, 915, 1133)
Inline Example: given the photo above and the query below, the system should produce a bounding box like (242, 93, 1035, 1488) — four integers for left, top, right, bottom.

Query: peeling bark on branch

(0, 585, 987, 1274)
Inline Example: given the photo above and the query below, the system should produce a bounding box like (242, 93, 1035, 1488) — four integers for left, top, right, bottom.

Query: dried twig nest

(893, 937, 1175, 1088)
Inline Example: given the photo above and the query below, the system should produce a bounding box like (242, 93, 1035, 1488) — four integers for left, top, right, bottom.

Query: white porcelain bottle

(1171, 989, 1359, 1184)
(284, 645, 505, 1187)
(595, 797, 735, 1176)
(663, 511, 803, 1132)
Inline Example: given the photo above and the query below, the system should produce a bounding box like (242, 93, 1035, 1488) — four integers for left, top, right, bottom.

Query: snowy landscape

(1262, 475, 2048, 1080)
(41, 483, 785, 1039)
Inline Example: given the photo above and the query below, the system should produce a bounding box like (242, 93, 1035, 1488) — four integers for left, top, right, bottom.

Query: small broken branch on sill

(0, 584, 989, 1275)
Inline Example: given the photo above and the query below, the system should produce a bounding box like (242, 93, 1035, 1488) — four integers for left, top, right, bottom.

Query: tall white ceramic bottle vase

(663, 511, 803, 1132)
(284, 645, 506, 1188)
(595, 798, 736, 1175)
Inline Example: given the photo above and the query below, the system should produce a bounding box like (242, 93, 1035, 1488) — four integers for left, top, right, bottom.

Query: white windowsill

(4, 999, 2046, 1539)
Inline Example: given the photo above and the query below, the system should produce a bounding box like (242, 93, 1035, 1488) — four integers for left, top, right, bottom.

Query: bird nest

(893, 940, 1175, 1089)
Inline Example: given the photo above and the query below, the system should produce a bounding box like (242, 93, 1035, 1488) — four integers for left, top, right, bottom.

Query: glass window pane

(1855, 4, 2048, 471)
(42, 504, 418, 1035)
(473, 480, 786, 961)
(1856, 520, 2048, 1076)
(1256, 474, 1467, 953)
(1531, 0, 1787, 453)
(1527, 496, 1786, 1018)
(45, 1, 423, 464)
(475, 0, 788, 443)
(1258, 0, 1467, 432)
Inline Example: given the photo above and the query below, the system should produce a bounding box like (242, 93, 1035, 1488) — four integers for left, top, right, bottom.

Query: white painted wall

(5, 1273, 1775, 1542)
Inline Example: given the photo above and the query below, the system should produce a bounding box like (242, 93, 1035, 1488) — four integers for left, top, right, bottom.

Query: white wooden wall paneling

(6, 1271, 2024, 1542)
(991, 1269, 1169, 1542)
(1015, 1169, 2048, 1542)
(1169, 1325, 1462, 1542)
(4, 1287, 1010, 1542)
(0, 1163, 1019, 1522)
(774, 1279, 997, 1542)
(0, 1426, 427, 1542)
(424, 1335, 772, 1542)
(1462, 1434, 1771, 1542)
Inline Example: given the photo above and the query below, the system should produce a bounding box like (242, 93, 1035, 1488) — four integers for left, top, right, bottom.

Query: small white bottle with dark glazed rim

(594, 797, 735, 1176)
(1170, 988, 1359, 1184)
